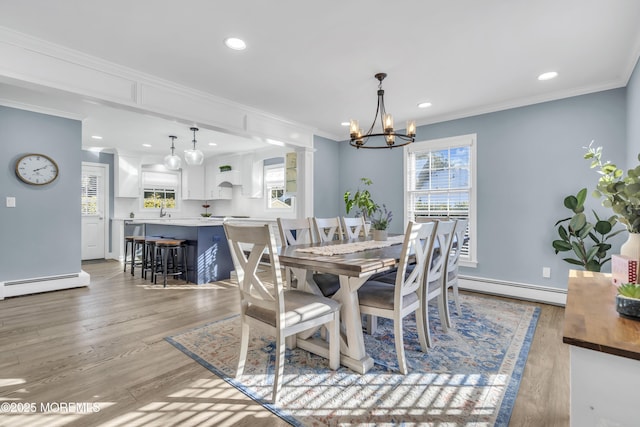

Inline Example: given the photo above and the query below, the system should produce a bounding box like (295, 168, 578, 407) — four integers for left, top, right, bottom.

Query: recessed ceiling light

(208, 142, 217, 146)
(142, 144, 152, 148)
(341, 122, 350, 127)
(91, 135, 103, 140)
(417, 102, 432, 109)
(538, 71, 558, 81)
(224, 37, 247, 50)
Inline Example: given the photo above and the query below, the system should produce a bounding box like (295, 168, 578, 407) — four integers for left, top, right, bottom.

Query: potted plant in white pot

(584, 142, 640, 260)
(370, 205, 392, 241)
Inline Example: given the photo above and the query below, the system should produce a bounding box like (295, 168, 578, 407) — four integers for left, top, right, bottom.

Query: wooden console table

(562, 270, 640, 426)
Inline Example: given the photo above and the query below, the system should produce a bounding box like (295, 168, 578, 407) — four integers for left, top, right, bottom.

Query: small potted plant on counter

(616, 283, 640, 320)
(201, 202, 212, 217)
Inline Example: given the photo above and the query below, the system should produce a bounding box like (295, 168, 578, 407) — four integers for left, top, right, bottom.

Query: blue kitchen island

(141, 221, 234, 285)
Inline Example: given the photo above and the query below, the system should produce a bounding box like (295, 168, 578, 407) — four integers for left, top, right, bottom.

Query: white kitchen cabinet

(181, 164, 205, 200)
(115, 154, 140, 198)
(204, 163, 233, 200)
(212, 183, 233, 200)
(216, 170, 242, 186)
(241, 154, 264, 198)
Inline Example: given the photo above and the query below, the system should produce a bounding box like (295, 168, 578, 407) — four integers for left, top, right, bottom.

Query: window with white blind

(405, 134, 477, 266)
(81, 171, 100, 215)
(141, 168, 180, 210)
(264, 159, 293, 210)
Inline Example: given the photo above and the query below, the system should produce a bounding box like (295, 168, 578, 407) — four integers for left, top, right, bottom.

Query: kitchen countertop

(118, 217, 278, 226)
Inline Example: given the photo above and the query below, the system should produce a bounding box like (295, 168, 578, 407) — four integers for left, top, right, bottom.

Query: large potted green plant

(552, 188, 623, 272)
(344, 177, 378, 221)
(584, 142, 640, 260)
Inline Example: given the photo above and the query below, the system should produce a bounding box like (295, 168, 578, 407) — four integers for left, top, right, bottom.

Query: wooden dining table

(278, 236, 406, 374)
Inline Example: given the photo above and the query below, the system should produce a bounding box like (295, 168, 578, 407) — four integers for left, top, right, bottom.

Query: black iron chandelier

(349, 73, 416, 149)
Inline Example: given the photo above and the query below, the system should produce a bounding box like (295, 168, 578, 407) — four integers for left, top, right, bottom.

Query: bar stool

(154, 239, 188, 287)
(142, 237, 163, 281)
(123, 235, 135, 272)
(131, 236, 147, 276)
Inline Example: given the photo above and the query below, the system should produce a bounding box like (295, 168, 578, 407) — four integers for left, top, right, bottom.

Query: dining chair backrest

(313, 217, 344, 242)
(341, 216, 366, 239)
(224, 223, 283, 314)
(277, 217, 315, 246)
(446, 219, 468, 276)
(395, 221, 437, 297)
(424, 219, 456, 286)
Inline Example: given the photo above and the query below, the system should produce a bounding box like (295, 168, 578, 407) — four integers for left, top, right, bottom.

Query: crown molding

(415, 79, 626, 129)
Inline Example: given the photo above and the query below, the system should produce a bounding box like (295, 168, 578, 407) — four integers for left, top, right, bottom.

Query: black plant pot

(616, 295, 640, 320)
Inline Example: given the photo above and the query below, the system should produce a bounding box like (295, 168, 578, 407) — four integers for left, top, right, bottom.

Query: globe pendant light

(184, 127, 204, 165)
(164, 135, 182, 170)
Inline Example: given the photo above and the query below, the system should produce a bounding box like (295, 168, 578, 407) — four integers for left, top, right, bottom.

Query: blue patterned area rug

(166, 293, 539, 426)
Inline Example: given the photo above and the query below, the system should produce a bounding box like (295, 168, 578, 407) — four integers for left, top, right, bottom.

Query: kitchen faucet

(160, 206, 167, 218)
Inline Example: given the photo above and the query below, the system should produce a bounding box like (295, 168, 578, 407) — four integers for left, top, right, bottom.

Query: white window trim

(403, 133, 477, 267)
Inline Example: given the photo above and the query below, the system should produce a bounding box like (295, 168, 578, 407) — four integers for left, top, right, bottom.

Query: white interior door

(81, 164, 106, 260)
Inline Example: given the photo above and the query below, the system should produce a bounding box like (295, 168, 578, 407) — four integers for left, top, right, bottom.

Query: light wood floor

(0, 260, 569, 426)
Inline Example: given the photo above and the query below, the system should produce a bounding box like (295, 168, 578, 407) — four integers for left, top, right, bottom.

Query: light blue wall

(328, 89, 627, 290)
(313, 135, 341, 217)
(627, 57, 640, 165)
(0, 106, 82, 281)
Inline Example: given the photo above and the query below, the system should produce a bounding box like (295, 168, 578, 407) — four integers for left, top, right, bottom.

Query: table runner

(294, 235, 404, 256)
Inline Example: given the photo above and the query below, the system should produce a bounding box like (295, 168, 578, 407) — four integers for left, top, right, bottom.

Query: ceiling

(1, 0, 640, 157)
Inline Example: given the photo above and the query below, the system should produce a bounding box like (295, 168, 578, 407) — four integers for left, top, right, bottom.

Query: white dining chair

(341, 216, 367, 239)
(224, 223, 341, 403)
(276, 217, 314, 288)
(442, 218, 468, 328)
(313, 217, 344, 242)
(357, 220, 436, 374)
(418, 219, 455, 347)
(276, 217, 340, 297)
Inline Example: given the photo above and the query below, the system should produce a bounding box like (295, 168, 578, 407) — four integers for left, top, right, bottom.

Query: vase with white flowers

(584, 142, 640, 261)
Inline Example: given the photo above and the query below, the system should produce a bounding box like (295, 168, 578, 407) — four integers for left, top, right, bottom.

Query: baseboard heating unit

(0, 271, 90, 300)
(459, 275, 567, 306)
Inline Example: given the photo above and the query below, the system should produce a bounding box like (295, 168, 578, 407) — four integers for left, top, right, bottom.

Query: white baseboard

(0, 270, 90, 300)
(459, 275, 567, 306)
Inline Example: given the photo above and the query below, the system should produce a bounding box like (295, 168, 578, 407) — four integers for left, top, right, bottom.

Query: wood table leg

(292, 267, 375, 373)
(333, 275, 374, 374)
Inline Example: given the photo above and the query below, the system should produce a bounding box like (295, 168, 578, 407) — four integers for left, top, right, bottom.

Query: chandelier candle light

(349, 73, 416, 149)
(164, 135, 182, 170)
(184, 127, 204, 166)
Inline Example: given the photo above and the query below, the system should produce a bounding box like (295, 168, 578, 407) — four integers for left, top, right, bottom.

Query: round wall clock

(15, 153, 59, 185)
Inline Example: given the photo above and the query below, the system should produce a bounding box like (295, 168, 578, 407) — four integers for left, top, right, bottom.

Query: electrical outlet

(6, 197, 16, 208)
(542, 267, 551, 278)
